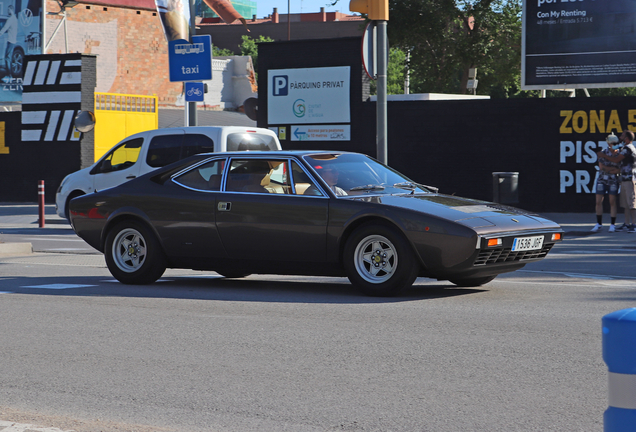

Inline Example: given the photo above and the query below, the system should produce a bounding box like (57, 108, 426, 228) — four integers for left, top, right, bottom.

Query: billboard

(267, 66, 351, 125)
(0, 0, 42, 102)
(522, 0, 636, 90)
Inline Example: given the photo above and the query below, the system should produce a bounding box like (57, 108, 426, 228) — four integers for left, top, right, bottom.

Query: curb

(0, 242, 33, 256)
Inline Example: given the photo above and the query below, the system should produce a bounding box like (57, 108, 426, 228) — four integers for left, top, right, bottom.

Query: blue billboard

(522, 0, 636, 89)
(0, 0, 42, 102)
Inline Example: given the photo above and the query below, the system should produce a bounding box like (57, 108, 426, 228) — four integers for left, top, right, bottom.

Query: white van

(56, 126, 282, 219)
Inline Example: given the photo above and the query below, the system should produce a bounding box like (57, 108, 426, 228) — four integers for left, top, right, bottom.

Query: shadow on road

(0, 274, 487, 304)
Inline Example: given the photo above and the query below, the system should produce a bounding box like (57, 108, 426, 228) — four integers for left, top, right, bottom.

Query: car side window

(291, 161, 324, 196)
(147, 134, 184, 168)
(173, 159, 226, 191)
(182, 134, 215, 159)
(226, 132, 278, 151)
(226, 159, 290, 194)
(92, 138, 143, 174)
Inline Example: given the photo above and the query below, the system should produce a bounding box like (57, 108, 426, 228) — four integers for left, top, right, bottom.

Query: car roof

(196, 150, 358, 158)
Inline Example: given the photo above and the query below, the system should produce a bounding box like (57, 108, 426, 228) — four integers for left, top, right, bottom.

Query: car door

(153, 157, 227, 259)
(215, 157, 330, 262)
(91, 137, 144, 193)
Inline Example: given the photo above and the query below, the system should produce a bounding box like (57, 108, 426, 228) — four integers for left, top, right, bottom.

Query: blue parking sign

(185, 82, 205, 102)
(168, 35, 213, 82)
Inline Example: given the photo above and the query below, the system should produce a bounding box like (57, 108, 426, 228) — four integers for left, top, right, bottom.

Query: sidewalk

(0, 203, 69, 255)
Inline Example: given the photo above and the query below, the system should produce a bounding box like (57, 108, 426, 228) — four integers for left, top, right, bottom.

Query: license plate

(512, 235, 544, 251)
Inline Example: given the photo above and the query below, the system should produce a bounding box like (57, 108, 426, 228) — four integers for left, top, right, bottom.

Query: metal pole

(63, 10, 68, 53)
(404, 49, 410, 95)
(186, 0, 197, 127)
(376, 20, 388, 165)
(38, 181, 45, 228)
(287, 0, 291, 40)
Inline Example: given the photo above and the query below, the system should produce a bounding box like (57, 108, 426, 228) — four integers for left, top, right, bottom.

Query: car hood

(347, 193, 561, 233)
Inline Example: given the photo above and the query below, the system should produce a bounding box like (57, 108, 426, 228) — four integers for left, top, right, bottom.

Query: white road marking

(521, 269, 636, 280)
(20, 284, 96, 289)
(22, 237, 85, 242)
(0, 420, 75, 431)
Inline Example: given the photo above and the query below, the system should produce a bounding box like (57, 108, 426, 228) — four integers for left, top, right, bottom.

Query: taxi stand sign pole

(167, 1, 213, 127)
(350, 0, 389, 164)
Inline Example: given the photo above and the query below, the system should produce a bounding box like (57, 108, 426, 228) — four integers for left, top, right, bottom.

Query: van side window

(147, 134, 184, 168)
(182, 134, 215, 158)
(226, 133, 277, 151)
(92, 138, 143, 174)
(173, 158, 226, 191)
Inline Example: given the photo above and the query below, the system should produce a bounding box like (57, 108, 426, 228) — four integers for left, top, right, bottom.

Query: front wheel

(8, 47, 24, 78)
(105, 221, 166, 284)
(449, 275, 497, 287)
(343, 223, 420, 296)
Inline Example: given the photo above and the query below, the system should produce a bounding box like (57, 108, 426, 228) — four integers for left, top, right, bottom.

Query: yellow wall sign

(0, 122, 8, 154)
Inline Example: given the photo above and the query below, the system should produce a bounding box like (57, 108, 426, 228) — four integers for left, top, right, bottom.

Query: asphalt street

(0, 203, 634, 432)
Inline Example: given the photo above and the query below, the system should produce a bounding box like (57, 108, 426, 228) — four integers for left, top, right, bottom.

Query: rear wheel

(344, 223, 419, 296)
(449, 275, 497, 287)
(105, 220, 166, 284)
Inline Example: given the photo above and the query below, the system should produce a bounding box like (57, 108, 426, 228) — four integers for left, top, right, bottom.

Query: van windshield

(227, 132, 278, 151)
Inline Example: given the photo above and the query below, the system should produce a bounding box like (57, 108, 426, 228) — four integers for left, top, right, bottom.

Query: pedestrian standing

(599, 130, 636, 232)
(591, 133, 621, 232)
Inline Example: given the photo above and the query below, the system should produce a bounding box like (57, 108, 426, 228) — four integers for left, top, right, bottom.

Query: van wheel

(65, 191, 85, 220)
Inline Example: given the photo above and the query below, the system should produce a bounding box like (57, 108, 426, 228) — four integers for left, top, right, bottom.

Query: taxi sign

(168, 35, 213, 82)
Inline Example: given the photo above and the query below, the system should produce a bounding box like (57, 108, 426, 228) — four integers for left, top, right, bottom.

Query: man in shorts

(599, 130, 636, 232)
(591, 135, 621, 232)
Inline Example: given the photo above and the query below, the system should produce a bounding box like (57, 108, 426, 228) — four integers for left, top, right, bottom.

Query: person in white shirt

(0, 6, 18, 60)
(320, 167, 347, 196)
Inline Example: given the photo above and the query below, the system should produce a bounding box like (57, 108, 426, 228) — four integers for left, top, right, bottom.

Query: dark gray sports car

(69, 150, 563, 296)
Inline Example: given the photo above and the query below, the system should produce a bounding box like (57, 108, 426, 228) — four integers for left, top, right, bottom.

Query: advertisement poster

(267, 66, 350, 125)
(0, 0, 42, 102)
(522, 0, 636, 89)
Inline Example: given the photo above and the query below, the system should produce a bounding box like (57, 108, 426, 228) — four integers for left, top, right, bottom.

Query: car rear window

(147, 133, 215, 168)
(226, 132, 277, 151)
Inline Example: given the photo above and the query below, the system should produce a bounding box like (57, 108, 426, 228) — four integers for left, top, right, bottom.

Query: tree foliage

(388, 0, 523, 97)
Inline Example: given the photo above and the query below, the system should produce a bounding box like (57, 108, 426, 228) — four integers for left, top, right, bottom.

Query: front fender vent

(474, 244, 554, 266)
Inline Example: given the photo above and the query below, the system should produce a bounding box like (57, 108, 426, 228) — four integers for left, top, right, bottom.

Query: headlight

(57, 176, 69, 193)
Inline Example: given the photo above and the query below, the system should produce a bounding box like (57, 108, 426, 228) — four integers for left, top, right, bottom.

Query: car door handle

(126, 175, 136, 179)
(218, 202, 231, 211)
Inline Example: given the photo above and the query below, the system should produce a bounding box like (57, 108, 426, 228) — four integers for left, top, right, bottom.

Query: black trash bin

(492, 172, 519, 204)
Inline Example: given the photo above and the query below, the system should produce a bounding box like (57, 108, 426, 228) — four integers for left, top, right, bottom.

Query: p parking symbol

(273, 75, 288, 96)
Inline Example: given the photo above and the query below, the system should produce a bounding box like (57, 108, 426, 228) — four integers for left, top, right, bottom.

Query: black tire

(105, 220, 166, 284)
(8, 47, 24, 78)
(343, 222, 420, 296)
(449, 275, 497, 287)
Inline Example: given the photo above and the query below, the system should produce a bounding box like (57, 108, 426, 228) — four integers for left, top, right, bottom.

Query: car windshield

(303, 153, 433, 196)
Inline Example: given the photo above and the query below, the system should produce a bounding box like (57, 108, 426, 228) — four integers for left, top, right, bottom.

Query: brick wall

(46, 0, 181, 105)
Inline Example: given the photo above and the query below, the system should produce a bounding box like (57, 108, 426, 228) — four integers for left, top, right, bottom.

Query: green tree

(388, 0, 523, 97)
(238, 34, 274, 78)
(213, 45, 234, 57)
(370, 47, 406, 95)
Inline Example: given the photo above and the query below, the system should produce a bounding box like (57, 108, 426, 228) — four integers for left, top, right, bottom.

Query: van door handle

(218, 202, 231, 211)
(126, 175, 136, 179)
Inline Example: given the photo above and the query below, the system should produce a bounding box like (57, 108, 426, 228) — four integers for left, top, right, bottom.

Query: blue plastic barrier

(603, 308, 636, 431)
